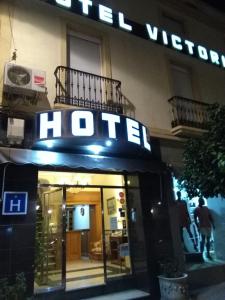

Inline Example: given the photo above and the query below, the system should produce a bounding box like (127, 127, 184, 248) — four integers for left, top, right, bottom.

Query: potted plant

(158, 258, 189, 300)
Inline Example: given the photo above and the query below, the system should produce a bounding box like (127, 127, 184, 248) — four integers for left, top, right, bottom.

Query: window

(68, 32, 102, 75)
(170, 64, 194, 99)
(67, 32, 105, 103)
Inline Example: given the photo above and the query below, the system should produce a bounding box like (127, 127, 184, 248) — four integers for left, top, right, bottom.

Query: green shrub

(0, 273, 27, 300)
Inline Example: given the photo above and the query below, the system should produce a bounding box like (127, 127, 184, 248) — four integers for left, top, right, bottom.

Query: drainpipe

(1, 162, 9, 203)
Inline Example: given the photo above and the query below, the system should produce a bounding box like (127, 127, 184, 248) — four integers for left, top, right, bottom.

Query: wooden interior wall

(66, 231, 81, 260)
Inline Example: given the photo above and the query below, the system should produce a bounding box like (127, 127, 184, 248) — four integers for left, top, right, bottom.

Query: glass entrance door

(102, 188, 131, 280)
(35, 171, 136, 292)
(34, 186, 65, 292)
(65, 187, 104, 290)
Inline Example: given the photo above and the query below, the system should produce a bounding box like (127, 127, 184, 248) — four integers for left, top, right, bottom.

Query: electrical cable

(8, 1, 17, 59)
(1, 163, 9, 203)
(0, 1, 17, 88)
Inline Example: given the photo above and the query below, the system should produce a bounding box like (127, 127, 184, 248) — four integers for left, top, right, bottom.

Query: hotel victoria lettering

(45, 0, 225, 69)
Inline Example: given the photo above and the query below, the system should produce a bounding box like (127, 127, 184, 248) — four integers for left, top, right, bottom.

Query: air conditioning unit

(7, 118, 25, 145)
(4, 63, 46, 96)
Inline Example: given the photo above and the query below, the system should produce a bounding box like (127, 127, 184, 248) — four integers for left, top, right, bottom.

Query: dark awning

(0, 147, 165, 173)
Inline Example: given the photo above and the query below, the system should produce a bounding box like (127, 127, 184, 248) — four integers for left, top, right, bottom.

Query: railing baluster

(88, 74, 91, 100)
(70, 69, 73, 105)
(83, 73, 85, 100)
(94, 76, 97, 101)
(99, 77, 102, 103)
(77, 71, 80, 100)
(105, 78, 107, 104)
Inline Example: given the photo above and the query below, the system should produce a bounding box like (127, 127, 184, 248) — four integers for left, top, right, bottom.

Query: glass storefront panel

(103, 188, 132, 279)
(34, 186, 64, 292)
(38, 171, 125, 187)
(126, 188, 148, 275)
(35, 171, 145, 293)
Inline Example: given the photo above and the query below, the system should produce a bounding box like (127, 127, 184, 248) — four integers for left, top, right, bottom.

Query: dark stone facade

(0, 164, 38, 296)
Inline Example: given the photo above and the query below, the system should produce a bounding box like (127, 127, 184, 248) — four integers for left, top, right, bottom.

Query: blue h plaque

(2, 192, 28, 215)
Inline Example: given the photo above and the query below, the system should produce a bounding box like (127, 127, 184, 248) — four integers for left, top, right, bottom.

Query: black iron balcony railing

(54, 66, 135, 117)
(168, 96, 210, 130)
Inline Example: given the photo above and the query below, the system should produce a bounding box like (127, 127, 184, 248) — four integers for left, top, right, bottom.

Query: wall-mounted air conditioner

(7, 118, 25, 145)
(4, 63, 46, 96)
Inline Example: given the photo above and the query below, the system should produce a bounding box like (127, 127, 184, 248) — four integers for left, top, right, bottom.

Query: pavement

(190, 282, 225, 300)
(79, 283, 225, 300)
(83, 289, 150, 299)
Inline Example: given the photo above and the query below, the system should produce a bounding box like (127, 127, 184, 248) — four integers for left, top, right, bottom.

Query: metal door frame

(37, 173, 137, 292)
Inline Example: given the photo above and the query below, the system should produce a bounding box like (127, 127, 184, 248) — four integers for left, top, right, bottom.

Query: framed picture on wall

(107, 197, 116, 215)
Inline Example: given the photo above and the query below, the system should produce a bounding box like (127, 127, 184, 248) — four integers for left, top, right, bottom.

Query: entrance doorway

(34, 172, 132, 293)
(65, 187, 104, 290)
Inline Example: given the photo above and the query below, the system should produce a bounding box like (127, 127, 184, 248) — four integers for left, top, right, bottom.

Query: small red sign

(34, 75, 45, 85)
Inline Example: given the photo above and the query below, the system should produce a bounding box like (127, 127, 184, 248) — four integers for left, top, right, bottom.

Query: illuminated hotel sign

(41, 0, 225, 69)
(34, 109, 151, 156)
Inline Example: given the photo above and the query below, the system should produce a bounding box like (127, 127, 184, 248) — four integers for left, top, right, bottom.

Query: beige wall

(8, 0, 62, 103)
(1, 0, 225, 135)
(0, 2, 13, 103)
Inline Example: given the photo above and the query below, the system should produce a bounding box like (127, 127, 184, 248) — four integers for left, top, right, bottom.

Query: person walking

(176, 191, 198, 252)
(194, 197, 215, 259)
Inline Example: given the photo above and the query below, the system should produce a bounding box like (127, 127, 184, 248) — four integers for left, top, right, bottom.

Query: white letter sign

(146, 24, 158, 41)
(142, 126, 151, 151)
(102, 113, 120, 139)
(126, 118, 140, 145)
(99, 4, 113, 24)
(78, 0, 93, 15)
(71, 111, 94, 136)
(55, 0, 71, 8)
(119, 12, 132, 32)
(40, 111, 62, 139)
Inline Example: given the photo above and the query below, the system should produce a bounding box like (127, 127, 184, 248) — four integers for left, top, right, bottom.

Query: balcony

(168, 96, 209, 137)
(54, 66, 135, 117)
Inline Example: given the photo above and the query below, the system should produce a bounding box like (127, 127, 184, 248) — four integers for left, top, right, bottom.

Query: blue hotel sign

(2, 192, 28, 215)
(40, 0, 225, 70)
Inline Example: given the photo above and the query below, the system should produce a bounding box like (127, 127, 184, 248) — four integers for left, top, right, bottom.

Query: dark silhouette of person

(176, 191, 198, 252)
(80, 207, 85, 216)
(194, 197, 215, 260)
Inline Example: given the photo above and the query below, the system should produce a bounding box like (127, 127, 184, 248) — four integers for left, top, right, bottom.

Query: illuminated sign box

(34, 109, 151, 156)
(40, 0, 225, 69)
(2, 192, 28, 215)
